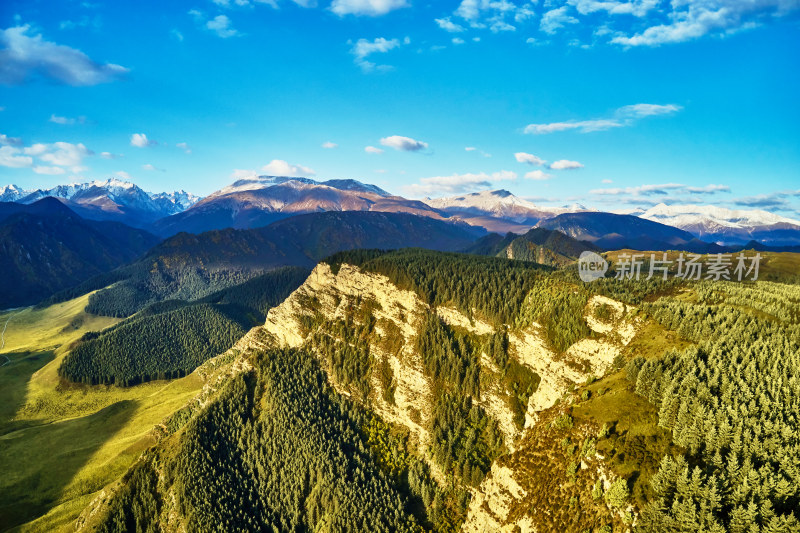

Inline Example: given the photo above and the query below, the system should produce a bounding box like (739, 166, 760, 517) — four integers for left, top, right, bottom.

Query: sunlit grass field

(0, 294, 205, 532)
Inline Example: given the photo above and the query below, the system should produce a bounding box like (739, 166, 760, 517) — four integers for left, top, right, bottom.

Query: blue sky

(1, 0, 799, 215)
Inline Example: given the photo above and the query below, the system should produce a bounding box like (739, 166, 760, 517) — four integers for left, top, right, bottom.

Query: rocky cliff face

(261, 262, 642, 530)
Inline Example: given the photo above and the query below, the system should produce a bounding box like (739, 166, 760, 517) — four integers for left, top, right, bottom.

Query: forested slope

(58, 267, 309, 386)
(88, 347, 440, 532)
(59, 211, 479, 318)
(74, 250, 800, 533)
(0, 197, 160, 308)
(628, 281, 800, 531)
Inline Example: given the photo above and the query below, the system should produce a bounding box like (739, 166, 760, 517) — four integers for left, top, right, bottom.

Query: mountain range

(0, 179, 200, 228)
(0, 198, 160, 309)
(632, 203, 800, 246)
(4, 176, 800, 247)
(426, 189, 588, 233)
(151, 176, 448, 237)
(534, 211, 721, 252)
(69, 210, 483, 318)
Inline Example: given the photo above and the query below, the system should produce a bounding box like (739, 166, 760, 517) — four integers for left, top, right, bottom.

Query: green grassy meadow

(0, 294, 205, 532)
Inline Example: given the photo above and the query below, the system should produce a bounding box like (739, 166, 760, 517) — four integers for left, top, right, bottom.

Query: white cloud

(380, 135, 428, 152)
(24, 142, 91, 167)
(176, 142, 192, 154)
(100, 151, 122, 159)
(331, 0, 409, 16)
(365, 145, 384, 154)
(0, 146, 33, 168)
(0, 133, 23, 147)
(322, 141, 338, 149)
(550, 159, 584, 170)
(404, 170, 517, 196)
(524, 119, 622, 134)
(142, 163, 165, 172)
(617, 103, 682, 117)
(490, 20, 516, 32)
(452, 0, 528, 34)
(130, 133, 156, 147)
(466, 146, 491, 157)
(568, 0, 657, 17)
(0, 25, 128, 86)
(452, 37, 466, 44)
(525, 170, 552, 180)
(540, 7, 579, 35)
(610, 0, 797, 47)
(350, 37, 404, 72)
(230, 168, 258, 180)
(212, 0, 256, 6)
(591, 183, 686, 195)
(436, 17, 465, 32)
(207, 15, 240, 38)
(686, 184, 731, 194)
(0, 140, 90, 171)
(49, 114, 86, 125)
(602, 179, 613, 184)
(33, 165, 66, 175)
(524, 103, 682, 134)
(115, 170, 134, 181)
(514, 151, 546, 165)
(189, 10, 242, 38)
(261, 159, 315, 177)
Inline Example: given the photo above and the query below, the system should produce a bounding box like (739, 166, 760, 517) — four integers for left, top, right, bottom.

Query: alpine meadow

(1, 1, 799, 532)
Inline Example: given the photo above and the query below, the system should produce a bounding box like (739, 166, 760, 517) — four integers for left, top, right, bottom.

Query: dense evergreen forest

(627, 281, 800, 531)
(71, 249, 800, 532)
(59, 302, 248, 386)
(58, 267, 308, 386)
(94, 348, 463, 532)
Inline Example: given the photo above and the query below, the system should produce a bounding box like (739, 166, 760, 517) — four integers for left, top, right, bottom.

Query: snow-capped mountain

(425, 189, 588, 233)
(636, 203, 800, 246)
(152, 176, 442, 237)
(0, 184, 26, 202)
(209, 176, 390, 198)
(0, 178, 202, 228)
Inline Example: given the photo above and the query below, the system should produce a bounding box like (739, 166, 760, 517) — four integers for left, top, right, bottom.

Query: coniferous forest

(6, 246, 800, 533)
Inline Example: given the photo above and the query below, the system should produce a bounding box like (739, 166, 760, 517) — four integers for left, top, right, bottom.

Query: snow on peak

(639, 203, 800, 230)
(211, 175, 389, 198)
(0, 178, 202, 217)
(426, 189, 589, 221)
(426, 189, 541, 211)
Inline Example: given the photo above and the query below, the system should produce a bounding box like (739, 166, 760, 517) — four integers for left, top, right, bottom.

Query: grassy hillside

(0, 266, 308, 530)
(0, 293, 208, 532)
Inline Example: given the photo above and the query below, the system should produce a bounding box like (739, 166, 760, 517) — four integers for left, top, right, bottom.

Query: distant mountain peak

(634, 203, 800, 246)
(321, 178, 390, 197)
(0, 178, 202, 228)
(212, 175, 390, 198)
